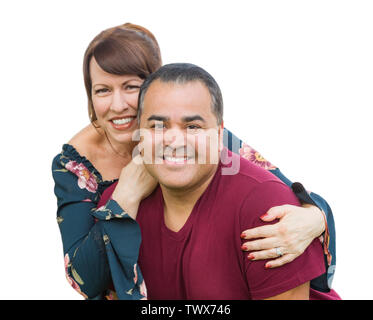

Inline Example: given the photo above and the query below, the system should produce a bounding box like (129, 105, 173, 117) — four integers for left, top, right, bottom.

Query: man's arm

(264, 282, 310, 300)
(240, 180, 325, 300)
(224, 127, 335, 291)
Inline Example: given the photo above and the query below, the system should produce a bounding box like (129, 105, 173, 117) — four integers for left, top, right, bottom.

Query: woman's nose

(109, 90, 129, 113)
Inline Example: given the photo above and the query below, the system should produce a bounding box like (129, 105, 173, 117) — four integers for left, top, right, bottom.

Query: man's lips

(153, 153, 195, 165)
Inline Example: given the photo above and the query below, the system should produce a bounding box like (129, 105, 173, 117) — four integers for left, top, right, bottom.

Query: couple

(52, 23, 339, 300)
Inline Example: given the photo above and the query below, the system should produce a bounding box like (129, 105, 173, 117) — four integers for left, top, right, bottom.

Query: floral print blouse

(52, 128, 336, 299)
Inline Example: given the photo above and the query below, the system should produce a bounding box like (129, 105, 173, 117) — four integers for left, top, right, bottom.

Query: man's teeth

(164, 156, 188, 163)
(112, 118, 133, 125)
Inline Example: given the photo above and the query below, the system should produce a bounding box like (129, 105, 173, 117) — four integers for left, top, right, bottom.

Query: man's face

(139, 80, 223, 191)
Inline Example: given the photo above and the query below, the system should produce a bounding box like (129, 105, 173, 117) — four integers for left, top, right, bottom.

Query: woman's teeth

(112, 118, 133, 125)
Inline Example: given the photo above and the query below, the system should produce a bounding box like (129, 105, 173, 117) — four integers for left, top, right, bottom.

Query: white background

(0, 0, 372, 299)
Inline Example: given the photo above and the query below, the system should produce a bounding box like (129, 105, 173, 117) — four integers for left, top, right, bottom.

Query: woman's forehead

(90, 57, 142, 85)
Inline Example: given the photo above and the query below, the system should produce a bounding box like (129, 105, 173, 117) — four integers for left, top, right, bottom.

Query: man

(102, 63, 326, 299)
(137, 63, 327, 299)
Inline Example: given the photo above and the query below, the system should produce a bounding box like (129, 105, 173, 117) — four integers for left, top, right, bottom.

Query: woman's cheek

(93, 97, 110, 119)
(128, 92, 140, 110)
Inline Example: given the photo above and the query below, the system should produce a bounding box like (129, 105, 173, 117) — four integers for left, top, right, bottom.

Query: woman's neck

(89, 125, 136, 180)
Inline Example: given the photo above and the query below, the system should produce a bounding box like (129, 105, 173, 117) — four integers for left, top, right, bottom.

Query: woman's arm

(223, 128, 336, 291)
(52, 151, 145, 299)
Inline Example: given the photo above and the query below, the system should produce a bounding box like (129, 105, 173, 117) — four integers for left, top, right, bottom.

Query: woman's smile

(109, 116, 137, 131)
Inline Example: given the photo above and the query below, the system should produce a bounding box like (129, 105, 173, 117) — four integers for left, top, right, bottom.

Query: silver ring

(275, 247, 283, 257)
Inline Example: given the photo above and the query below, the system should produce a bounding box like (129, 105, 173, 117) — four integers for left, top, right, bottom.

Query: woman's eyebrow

(123, 78, 143, 84)
(93, 78, 142, 87)
(92, 83, 108, 88)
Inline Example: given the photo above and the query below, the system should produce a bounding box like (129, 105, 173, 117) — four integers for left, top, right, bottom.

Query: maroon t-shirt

(135, 151, 326, 299)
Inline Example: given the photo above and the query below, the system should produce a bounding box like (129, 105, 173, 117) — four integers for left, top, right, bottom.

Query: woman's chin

(105, 129, 139, 151)
(106, 123, 139, 144)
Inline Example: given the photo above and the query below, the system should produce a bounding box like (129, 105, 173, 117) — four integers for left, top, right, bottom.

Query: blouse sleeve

(52, 149, 145, 300)
(223, 128, 336, 292)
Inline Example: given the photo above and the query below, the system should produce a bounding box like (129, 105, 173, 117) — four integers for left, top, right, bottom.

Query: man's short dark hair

(138, 63, 223, 125)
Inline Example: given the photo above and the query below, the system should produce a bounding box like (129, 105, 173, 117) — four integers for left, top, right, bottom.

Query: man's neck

(161, 165, 218, 232)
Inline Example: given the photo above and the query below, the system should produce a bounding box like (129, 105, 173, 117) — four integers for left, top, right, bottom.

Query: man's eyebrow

(182, 115, 206, 122)
(147, 115, 170, 122)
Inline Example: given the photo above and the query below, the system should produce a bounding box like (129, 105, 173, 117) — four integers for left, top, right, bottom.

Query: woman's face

(90, 57, 143, 147)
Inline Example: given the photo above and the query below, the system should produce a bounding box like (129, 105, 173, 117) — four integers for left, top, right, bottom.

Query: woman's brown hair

(83, 23, 162, 124)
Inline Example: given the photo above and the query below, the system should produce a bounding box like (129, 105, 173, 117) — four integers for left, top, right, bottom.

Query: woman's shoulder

(52, 124, 104, 181)
(68, 124, 103, 158)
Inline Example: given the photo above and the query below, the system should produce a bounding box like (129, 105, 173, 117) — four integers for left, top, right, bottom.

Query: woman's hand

(111, 154, 158, 220)
(241, 204, 325, 268)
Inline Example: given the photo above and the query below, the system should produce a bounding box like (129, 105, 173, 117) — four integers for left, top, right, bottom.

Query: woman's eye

(94, 88, 109, 95)
(125, 85, 140, 90)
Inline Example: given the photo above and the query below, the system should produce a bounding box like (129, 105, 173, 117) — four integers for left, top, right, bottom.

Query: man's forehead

(145, 79, 210, 98)
(143, 80, 212, 111)
(139, 78, 221, 126)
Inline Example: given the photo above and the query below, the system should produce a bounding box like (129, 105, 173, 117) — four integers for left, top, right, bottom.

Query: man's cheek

(188, 131, 220, 165)
(136, 128, 159, 164)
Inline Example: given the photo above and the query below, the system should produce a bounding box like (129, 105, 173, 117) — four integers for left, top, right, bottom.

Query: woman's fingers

(260, 205, 292, 222)
(264, 254, 297, 269)
(240, 224, 276, 240)
(241, 237, 278, 252)
(246, 247, 287, 261)
(241, 204, 321, 269)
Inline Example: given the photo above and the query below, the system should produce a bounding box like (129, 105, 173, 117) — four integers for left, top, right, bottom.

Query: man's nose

(163, 127, 186, 149)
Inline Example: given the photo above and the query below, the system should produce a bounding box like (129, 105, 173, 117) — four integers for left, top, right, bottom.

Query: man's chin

(155, 170, 200, 191)
(158, 178, 194, 191)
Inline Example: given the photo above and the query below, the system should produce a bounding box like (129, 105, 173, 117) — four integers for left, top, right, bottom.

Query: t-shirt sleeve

(240, 180, 325, 300)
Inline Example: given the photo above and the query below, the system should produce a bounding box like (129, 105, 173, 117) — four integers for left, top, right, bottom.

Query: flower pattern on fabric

(239, 143, 277, 170)
(64, 254, 88, 299)
(139, 280, 147, 299)
(53, 144, 147, 300)
(65, 160, 98, 193)
(105, 290, 118, 300)
(91, 199, 131, 221)
(133, 264, 147, 299)
(133, 264, 138, 284)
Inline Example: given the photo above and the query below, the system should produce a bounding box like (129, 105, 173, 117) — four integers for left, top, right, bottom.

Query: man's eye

(151, 123, 165, 129)
(187, 124, 201, 130)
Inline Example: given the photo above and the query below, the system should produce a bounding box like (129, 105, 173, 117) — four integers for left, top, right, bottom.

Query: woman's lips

(109, 117, 137, 131)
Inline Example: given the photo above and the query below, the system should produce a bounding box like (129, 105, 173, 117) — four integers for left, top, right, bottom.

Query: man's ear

(218, 120, 224, 152)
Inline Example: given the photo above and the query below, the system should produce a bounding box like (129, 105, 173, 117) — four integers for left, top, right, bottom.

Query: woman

(52, 23, 336, 299)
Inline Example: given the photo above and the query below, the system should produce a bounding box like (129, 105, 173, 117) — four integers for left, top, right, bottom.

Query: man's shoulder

(217, 150, 300, 213)
(219, 150, 284, 194)
(217, 152, 300, 230)
(237, 154, 281, 183)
